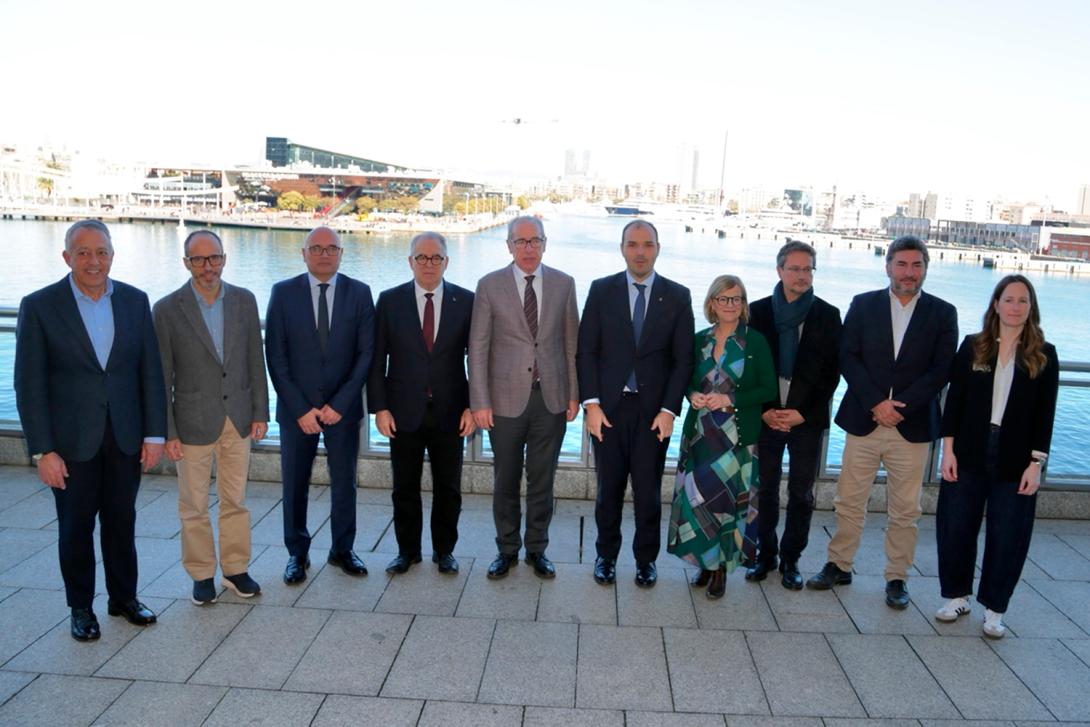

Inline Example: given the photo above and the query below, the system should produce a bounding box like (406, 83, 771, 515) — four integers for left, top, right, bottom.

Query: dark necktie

(626, 282, 646, 391)
(317, 283, 330, 354)
(524, 275, 539, 380)
(422, 292, 435, 353)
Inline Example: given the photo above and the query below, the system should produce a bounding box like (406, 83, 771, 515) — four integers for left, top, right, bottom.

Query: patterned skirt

(666, 409, 759, 572)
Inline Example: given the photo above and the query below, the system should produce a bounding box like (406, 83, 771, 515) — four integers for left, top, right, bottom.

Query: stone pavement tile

(375, 555, 470, 616)
(823, 721, 923, 727)
(0, 588, 69, 663)
(478, 620, 577, 708)
(202, 687, 323, 727)
(663, 627, 768, 715)
(377, 506, 497, 561)
(1026, 580, 1090, 633)
(625, 711, 727, 727)
(0, 490, 57, 529)
(1065, 638, 1090, 666)
(761, 577, 857, 633)
(0, 541, 65, 591)
(249, 501, 330, 547)
(284, 610, 411, 696)
(456, 556, 542, 621)
(1026, 533, 1090, 581)
(137, 473, 177, 492)
(827, 633, 958, 719)
(989, 637, 1090, 721)
(312, 695, 423, 727)
(218, 544, 326, 607)
(311, 503, 392, 552)
(0, 670, 35, 704)
(909, 576, 979, 637)
(293, 550, 393, 612)
(920, 722, 1014, 727)
(0, 586, 17, 603)
(536, 563, 617, 625)
(616, 565, 697, 628)
(745, 631, 865, 717)
(690, 572, 777, 631)
(417, 700, 524, 727)
(907, 635, 1051, 720)
(242, 481, 283, 500)
(1012, 555, 1050, 581)
(132, 536, 183, 591)
(91, 681, 226, 726)
(132, 490, 182, 539)
(1058, 533, 1090, 560)
(5, 593, 170, 676)
(190, 604, 331, 689)
(575, 624, 672, 711)
(847, 532, 923, 577)
(0, 673, 129, 726)
(913, 528, 941, 576)
(1002, 583, 1087, 639)
(0, 527, 56, 571)
(97, 599, 249, 682)
(137, 544, 271, 601)
(381, 615, 494, 702)
(0, 478, 43, 511)
(523, 706, 624, 727)
(725, 718, 822, 727)
(834, 575, 937, 635)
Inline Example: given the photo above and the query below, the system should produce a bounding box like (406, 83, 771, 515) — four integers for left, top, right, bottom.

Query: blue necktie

(626, 283, 646, 391)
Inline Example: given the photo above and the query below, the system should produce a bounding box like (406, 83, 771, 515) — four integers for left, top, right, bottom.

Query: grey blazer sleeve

(468, 278, 493, 411)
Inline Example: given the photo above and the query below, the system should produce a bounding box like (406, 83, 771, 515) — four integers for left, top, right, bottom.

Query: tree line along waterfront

(0, 215, 1087, 478)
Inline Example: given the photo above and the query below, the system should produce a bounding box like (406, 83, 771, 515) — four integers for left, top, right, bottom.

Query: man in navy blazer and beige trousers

(266, 226, 375, 584)
(807, 236, 957, 609)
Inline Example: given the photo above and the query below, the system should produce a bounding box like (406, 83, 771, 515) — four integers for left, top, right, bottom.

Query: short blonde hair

(703, 274, 749, 324)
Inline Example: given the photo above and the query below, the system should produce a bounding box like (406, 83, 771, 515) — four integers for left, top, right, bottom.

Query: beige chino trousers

(177, 418, 252, 580)
(826, 425, 929, 581)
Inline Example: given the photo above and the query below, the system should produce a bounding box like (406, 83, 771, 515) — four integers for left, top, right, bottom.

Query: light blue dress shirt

(68, 274, 114, 369)
(190, 280, 226, 362)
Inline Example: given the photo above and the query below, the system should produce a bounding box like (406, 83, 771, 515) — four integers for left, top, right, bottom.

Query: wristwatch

(31, 452, 48, 463)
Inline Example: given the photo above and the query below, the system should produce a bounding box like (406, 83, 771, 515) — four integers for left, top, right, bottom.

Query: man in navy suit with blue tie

(368, 232, 475, 576)
(15, 219, 166, 641)
(265, 226, 375, 584)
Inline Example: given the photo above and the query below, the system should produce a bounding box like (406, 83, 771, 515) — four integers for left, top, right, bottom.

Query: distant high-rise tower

(564, 149, 577, 177)
(1078, 183, 1090, 216)
(581, 150, 591, 176)
(691, 149, 699, 190)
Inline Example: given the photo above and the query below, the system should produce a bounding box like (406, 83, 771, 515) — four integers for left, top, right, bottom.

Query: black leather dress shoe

(707, 566, 726, 600)
(806, 561, 853, 590)
(780, 560, 804, 590)
(690, 569, 712, 587)
(487, 553, 517, 580)
(593, 556, 617, 585)
(885, 579, 910, 609)
(525, 552, 556, 579)
(745, 557, 778, 582)
(107, 599, 157, 625)
(385, 554, 422, 575)
(635, 561, 658, 588)
(283, 555, 310, 584)
(70, 608, 100, 641)
(328, 550, 368, 576)
(433, 552, 459, 574)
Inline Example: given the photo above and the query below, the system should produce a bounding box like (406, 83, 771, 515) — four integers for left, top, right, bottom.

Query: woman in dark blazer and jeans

(936, 274, 1059, 638)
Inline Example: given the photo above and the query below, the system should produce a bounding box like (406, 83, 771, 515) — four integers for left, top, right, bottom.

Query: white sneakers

(983, 608, 1007, 639)
(935, 597, 971, 622)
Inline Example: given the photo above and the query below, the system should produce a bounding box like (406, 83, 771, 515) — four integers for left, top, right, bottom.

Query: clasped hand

(297, 406, 342, 434)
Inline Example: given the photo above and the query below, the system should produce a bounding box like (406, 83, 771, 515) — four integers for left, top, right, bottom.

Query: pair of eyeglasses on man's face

(783, 266, 815, 275)
(510, 237, 545, 249)
(413, 254, 447, 266)
(713, 295, 745, 307)
(186, 254, 225, 267)
(306, 245, 343, 257)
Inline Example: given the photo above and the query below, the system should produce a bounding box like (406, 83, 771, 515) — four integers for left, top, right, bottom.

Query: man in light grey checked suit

(469, 216, 579, 580)
(153, 229, 269, 606)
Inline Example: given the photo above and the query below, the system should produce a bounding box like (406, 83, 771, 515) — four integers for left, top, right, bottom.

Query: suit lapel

(177, 283, 221, 363)
(877, 291, 896, 363)
(104, 285, 130, 372)
(400, 282, 429, 356)
(296, 274, 323, 350)
(54, 278, 102, 370)
(431, 281, 460, 354)
(504, 266, 533, 339)
(221, 284, 240, 367)
(895, 292, 931, 364)
(610, 272, 637, 354)
(637, 274, 666, 351)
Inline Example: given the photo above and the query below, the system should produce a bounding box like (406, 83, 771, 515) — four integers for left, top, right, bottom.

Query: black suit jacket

(367, 280, 473, 433)
(265, 272, 375, 425)
(14, 276, 167, 461)
(748, 295, 842, 430)
(941, 336, 1059, 481)
(835, 288, 958, 443)
(576, 271, 695, 421)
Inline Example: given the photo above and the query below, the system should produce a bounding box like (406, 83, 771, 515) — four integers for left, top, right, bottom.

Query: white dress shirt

(889, 288, 921, 360)
(415, 281, 443, 345)
(512, 263, 543, 324)
(308, 272, 338, 330)
(990, 348, 1016, 426)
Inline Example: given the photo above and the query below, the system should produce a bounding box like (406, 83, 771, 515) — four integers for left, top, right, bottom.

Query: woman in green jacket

(667, 274, 777, 599)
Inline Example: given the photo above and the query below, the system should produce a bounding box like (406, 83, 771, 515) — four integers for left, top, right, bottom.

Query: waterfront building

(264, 137, 406, 173)
(1041, 227, 1090, 259)
(1078, 183, 1090, 216)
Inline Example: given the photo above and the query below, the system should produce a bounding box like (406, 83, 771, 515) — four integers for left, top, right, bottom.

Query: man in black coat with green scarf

(746, 240, 842, 589)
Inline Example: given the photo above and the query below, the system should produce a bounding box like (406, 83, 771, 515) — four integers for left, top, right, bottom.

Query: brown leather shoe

(706, 567, 726, 600)
(690, 569, 712, 587)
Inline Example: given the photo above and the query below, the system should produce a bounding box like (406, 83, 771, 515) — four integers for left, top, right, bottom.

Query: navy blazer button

(527, 367, 532, 372)
(223, 395, 228, 400)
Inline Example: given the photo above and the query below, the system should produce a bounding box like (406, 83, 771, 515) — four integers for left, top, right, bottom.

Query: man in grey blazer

(153, 230, 269, 606)
(469, 216, 579, 579)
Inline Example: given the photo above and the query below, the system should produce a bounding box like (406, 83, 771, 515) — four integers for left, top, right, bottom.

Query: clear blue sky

(3, 0, 1088, 205)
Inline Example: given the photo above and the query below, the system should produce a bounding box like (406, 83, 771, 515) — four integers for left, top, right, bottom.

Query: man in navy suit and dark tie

(577, 220, 695, 587)
(14, 219, 166, 641)
(368, 232, 475, 576)
(807, 236, 957, 609)
(265, 226, 375, 584)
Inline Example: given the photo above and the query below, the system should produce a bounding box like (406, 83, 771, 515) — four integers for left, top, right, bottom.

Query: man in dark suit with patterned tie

(369, 232, 475, 575)
(265, 226, 375, 584)
(14, 219, 166, 641)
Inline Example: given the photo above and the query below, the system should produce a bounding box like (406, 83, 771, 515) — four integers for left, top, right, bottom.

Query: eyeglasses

(510, 237, 545, 249)
(186, 254, 225, 267)
(306, 245, 343, 257)
(713, 295, 745, 307)
(782, 265, 815, 275)
(413, 254, 447, 266)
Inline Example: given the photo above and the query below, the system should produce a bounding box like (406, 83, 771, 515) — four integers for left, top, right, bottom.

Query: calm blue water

(2, 216, 1087, 476)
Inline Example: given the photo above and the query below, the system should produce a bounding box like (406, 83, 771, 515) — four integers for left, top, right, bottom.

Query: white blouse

(990, 349, 1016, 426)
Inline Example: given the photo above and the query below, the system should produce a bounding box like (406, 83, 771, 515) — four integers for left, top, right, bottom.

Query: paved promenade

(0, 464, 1087, 726)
